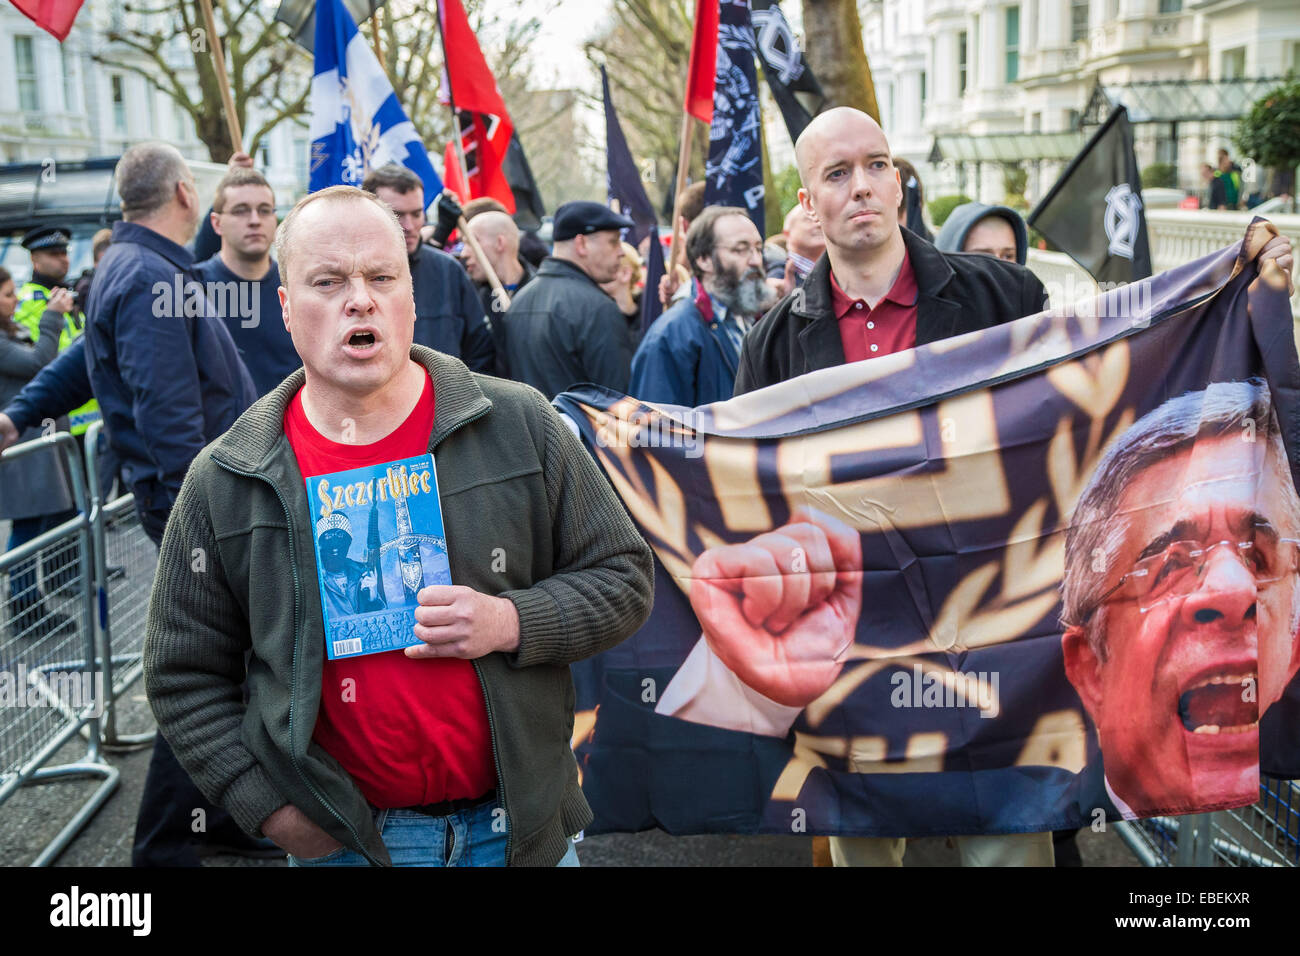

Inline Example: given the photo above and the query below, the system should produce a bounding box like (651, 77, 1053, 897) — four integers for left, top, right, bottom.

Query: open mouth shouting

(1178, 667, 1259, 736)
(342, 326, 381, 357)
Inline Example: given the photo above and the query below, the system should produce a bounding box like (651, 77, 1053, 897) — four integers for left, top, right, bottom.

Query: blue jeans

(287, 802, 581, 868)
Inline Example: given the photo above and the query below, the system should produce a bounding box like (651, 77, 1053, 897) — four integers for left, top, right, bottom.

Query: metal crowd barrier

(1117, 780, 1300, 867)
(84, 421, 157, 749)
(0, 430, 117, 866)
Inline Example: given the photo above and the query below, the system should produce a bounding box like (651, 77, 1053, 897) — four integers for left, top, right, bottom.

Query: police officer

(17, 227, 100, 436)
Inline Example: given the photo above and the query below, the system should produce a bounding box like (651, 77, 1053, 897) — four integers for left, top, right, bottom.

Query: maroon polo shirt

(830, 251, 918, 362)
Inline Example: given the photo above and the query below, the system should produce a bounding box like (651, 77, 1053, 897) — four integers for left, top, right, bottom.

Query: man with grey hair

(629, 205, 774, 407)
(84, 141, 259, 867)
(143, 185, 653, 867)
(1061, 379, 1300, 819)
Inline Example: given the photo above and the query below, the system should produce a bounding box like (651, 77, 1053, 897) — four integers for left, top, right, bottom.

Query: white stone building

(861, 0, 1300, 206)
(0, 0, 311, 201)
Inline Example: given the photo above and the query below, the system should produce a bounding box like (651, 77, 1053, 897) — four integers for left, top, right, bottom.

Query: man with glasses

(630, 206, 775, 407)
(195, 166, 301, 397)
(1061, 379, 1300, 817)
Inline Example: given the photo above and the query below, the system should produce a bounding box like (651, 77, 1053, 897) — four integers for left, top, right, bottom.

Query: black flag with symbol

(1029, 105, 1152, 285)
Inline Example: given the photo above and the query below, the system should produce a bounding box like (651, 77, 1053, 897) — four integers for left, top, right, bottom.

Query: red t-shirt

(283, 374, 496, 808)
(830, 250, 919, 362)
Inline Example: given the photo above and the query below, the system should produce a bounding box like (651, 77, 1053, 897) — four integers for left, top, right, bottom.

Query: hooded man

(934, 202, 1029, 265)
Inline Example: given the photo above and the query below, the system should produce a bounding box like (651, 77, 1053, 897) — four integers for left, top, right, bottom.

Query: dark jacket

(934, 202, 1030, 265)
(143, 345, 655, 866)
(85, 221, 257, 520)
(735, 228, 1049, 395)
(628, 294, 742, 407)
(475, 255, 537, 380)
(410, 244, 495, 374)
(3, 336, 91, 434)
(193, 256, 301, 397)
(502, 257, 634, 399)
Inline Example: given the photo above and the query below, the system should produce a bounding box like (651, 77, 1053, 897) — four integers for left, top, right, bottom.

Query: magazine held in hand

(307, 454, 452, 659)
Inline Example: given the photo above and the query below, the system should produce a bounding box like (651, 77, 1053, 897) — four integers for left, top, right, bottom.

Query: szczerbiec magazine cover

(306, 454, 452, 659)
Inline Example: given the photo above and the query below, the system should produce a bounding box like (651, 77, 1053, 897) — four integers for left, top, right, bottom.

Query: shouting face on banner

(1062, 382, 1300, 814)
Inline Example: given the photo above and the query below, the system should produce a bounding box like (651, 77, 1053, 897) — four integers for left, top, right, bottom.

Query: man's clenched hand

(406, 585, 521, 659)
(689, 507, 863, 708)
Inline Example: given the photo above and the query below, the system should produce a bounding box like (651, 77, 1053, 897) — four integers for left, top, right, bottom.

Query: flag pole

(369, 0, 385, 70)
(198, 0, 243, 155)
(434, 0, 509, 309)
(667, 113, 694, 278)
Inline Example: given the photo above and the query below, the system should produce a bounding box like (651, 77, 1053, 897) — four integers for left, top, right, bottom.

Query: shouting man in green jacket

(143, 185, 655, 867)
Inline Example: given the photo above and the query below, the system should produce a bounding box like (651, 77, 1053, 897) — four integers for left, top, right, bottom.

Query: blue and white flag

(308, 0, 441, 198)
(704, 0, 764, 234)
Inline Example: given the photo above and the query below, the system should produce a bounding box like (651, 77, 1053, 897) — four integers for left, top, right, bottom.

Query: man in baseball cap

(501, 201, 636, 397)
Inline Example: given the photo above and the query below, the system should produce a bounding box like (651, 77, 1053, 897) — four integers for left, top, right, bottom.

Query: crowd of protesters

(0, 113, 1293, 869)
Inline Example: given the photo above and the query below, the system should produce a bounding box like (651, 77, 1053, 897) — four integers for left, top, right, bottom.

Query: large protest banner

(554, 220, 1300, 838)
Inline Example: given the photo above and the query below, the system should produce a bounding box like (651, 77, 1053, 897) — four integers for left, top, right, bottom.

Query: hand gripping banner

(553, 220, 1300, 838)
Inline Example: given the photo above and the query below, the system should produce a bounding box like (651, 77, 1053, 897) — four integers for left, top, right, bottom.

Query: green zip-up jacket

(143, 345, 654, 866)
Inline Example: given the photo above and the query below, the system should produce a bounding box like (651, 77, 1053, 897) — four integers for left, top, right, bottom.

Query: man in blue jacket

(629, 206, 774, 407)
(84, 142, 262, 868)
(194, 166, 300, 397)
(85, 142, 257, 544)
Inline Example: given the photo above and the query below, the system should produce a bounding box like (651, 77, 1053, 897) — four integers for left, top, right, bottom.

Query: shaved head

(794, 106, 903, 262)
(462, 209, 521, 284)
(467, 210, 520, 250)
(794, 107, 890, 186)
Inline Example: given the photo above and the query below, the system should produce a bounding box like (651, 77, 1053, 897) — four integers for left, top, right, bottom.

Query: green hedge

(928, 194, 974, 228)
(1141, 163, 1178, 189)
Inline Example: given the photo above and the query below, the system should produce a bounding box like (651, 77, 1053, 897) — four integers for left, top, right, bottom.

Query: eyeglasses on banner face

(1077, 533, 1300, 624)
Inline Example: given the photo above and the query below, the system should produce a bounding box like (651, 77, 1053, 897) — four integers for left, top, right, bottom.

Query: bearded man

(629, 206, 775, 407)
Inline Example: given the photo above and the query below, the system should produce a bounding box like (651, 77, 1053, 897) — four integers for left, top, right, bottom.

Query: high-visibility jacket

(15, 281, 101, 435)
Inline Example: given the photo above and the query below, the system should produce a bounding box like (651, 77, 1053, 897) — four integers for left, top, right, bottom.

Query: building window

(111, 74, 127, 134)
(60, 45, 77, 112)
(920, 70, 928, 120)
(259, 144, 271, 168)
(1070, 0, 1089, 42)
(1005, 5, 1020, 84)
(293, 135, 308, 187)
(1290, 40, 1300, 73)
(1066, 108, 1080, 130)
(958, 30, 969, 95)
(1031, 111, 1042, 133)
(1221, 46, 1246, 80)
(145, 85, 157, 133)
(174, 103, 190, 140)
(1157, 0, 1181, 12)
(15, 37, 40, 112)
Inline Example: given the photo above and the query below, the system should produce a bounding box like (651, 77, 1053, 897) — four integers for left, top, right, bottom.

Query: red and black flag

(437, 0, 515, 211)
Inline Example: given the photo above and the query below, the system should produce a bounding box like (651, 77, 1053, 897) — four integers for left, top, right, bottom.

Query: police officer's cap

(551, 202, 634, 242)
(22, 226, 71, 252)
